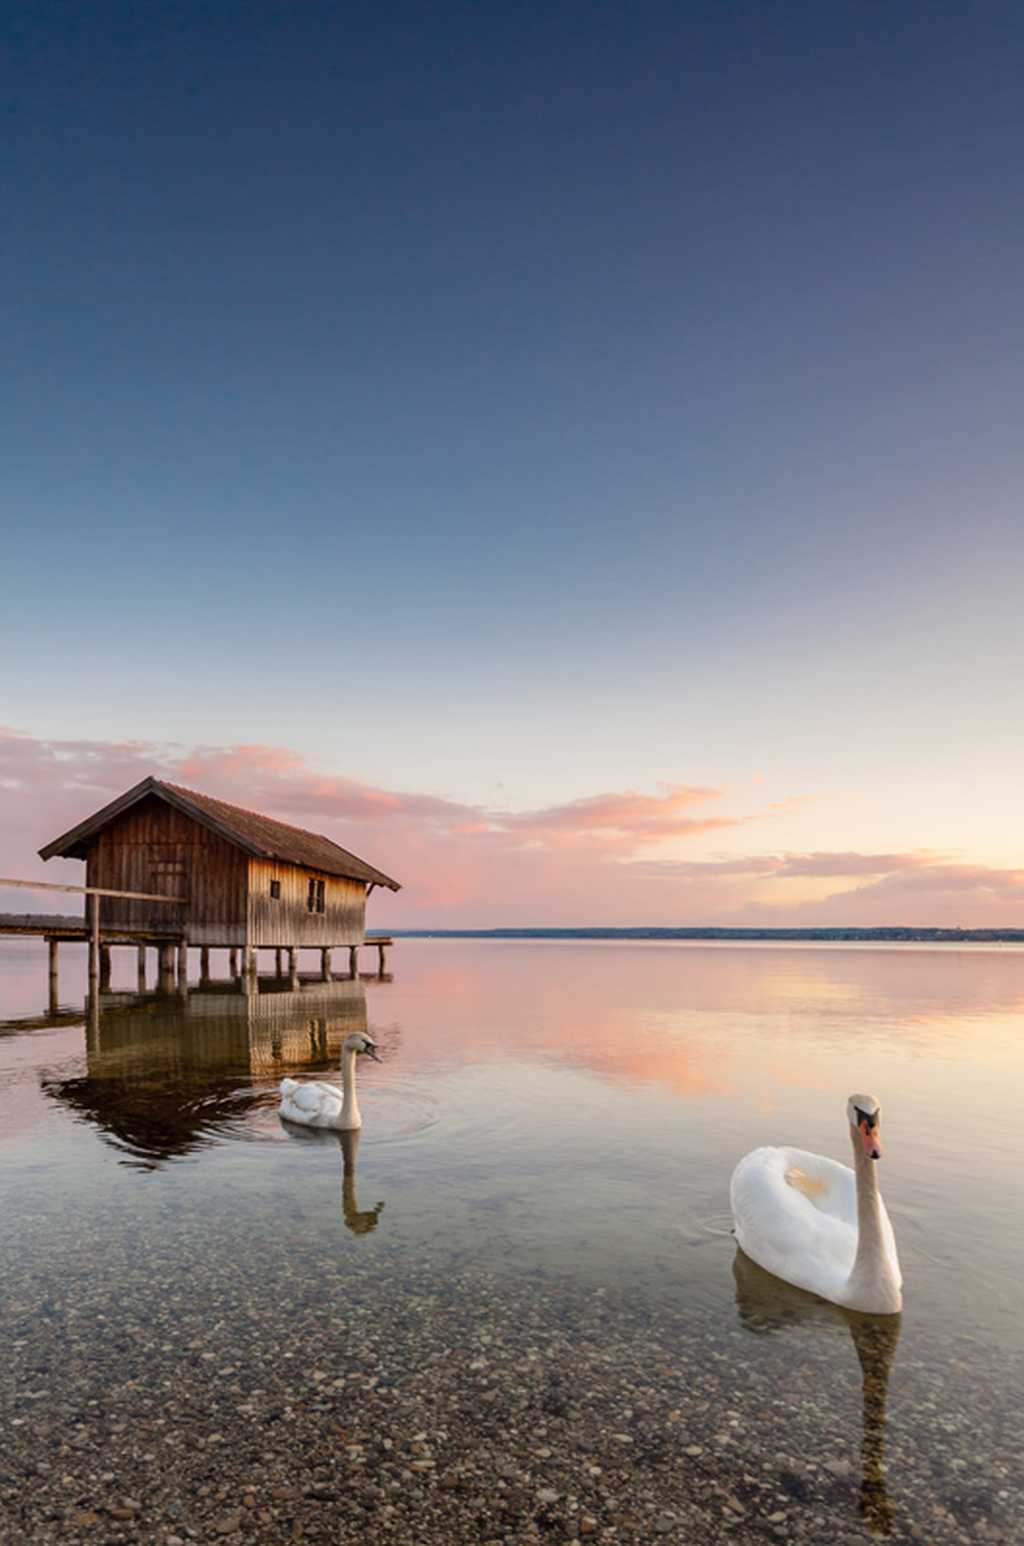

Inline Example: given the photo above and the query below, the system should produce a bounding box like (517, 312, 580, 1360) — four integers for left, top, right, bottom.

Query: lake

(1, 938, 1021, 1544)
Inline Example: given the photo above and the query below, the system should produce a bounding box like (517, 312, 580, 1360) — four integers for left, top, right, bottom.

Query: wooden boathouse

(25, 776, 401, 992)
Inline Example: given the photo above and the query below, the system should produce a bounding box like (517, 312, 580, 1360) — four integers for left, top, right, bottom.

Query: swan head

(847, 1093, 882, 1160)
(344, 1032, 381, 1063)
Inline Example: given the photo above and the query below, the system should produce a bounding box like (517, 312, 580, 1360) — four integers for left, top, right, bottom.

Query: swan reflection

(733, 1247, 901, 1537)
(278, 1122, 385, 1235)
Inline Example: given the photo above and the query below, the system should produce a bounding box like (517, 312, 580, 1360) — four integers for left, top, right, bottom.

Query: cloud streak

(2, 728, 1023, 927)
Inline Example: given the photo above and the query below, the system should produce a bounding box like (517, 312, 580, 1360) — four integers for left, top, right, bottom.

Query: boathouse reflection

(732, 1248, 901, 1537)
(42, 977, 379, 1169)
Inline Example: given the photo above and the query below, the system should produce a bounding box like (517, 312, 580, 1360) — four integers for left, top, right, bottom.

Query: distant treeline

(378, 927, 1024, 943)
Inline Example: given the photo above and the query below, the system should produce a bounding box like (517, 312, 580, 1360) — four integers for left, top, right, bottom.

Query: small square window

(307, 877, 316, 912)
(270, 880, 281, 900)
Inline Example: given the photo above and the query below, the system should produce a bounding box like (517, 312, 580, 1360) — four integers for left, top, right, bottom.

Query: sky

(3, 2, 1024, 927)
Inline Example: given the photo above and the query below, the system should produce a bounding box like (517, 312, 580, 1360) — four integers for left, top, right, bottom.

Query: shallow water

(1, 938, 1022, 1543)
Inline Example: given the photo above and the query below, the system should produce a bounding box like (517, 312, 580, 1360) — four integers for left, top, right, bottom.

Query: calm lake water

(1, 938, 1021, 1543)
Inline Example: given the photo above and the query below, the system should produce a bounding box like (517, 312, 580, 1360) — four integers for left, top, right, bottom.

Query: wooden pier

(1, 888, 393, 1008)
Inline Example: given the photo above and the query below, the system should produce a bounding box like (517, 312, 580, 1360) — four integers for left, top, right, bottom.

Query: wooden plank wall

(247, 859, 366, 947)
(85, 796, 248, 945)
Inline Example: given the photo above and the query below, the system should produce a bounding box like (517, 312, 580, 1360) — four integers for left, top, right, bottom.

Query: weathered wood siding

(247, 859, 366, 947)
(84, 796, 247, 945)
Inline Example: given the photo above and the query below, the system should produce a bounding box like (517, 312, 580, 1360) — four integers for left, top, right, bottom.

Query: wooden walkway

(0, 913, 181, 941)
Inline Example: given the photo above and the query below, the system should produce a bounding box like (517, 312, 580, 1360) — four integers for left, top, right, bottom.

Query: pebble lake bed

(1, 939, 1022, 1545)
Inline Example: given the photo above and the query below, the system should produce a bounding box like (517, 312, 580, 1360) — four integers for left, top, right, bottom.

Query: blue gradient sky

(4, 2, 1024, 922)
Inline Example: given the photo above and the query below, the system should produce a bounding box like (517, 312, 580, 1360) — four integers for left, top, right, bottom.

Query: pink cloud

(4, 729, 1023, 928)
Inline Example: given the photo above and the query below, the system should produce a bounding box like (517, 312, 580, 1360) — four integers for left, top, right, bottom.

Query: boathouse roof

(38, 777, 402, 891)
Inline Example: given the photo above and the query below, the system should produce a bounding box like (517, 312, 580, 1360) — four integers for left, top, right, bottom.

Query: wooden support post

(99, 944, 112, 989)
(349, 944, 358, 978)
(158, 941, 176, 992)
(229, 947, 239, 979)
(288, 947, 299, 988)
(377, 942, 387, 977)
(48, 938, 59, 1013)
(177, 939, 188, 986)
(88, 891, 100, 986)
(275, 948, 283, 977)
(137, 944, 147, 992)
(244, 946, 259, 996)
(321, 947, 332, 981)
(200, 945, 210, 979)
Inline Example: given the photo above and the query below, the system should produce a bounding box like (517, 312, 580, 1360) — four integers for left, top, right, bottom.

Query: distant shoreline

(374, 926, 1024, 943)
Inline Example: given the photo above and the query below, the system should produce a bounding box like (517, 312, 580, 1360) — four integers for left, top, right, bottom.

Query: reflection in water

(42, 979, 372, 1169)
(277, 1121, 386, 1236)
(733, 1247, 901, 1537)
(340, 1128, 385, 1235)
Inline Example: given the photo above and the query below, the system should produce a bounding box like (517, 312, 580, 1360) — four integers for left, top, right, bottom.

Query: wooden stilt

(275, 948, 283, 977)
(99, 944, 112, 989)
(48, 938, 59, 1013)
(349, 944, 358, 978)
(244, 946, 259, 995)
(229, 947, 239, 978)
(88, 891, 100, 985)
(377, 942, 386, 977)
(288, 947, 299, 988)
(177, 939, 188, 986)
(321, 947, 332, 981)
(200, 945, 210, 979)
(158, 941, 176, 992)
(137, 944, 146, 992)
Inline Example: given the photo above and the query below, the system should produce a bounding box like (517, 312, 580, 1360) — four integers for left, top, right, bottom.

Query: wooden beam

(0, 877, 185, 903)
(137, 944, 147, 992)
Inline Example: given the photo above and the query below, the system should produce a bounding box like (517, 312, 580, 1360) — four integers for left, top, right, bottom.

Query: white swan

(278, 1032, 380, 1130)
(730, 1094, 902, 1314)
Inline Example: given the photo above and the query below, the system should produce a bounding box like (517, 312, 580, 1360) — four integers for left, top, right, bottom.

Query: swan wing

(731, 1146, 857, 1303)
(279, 1078, 342, 1126)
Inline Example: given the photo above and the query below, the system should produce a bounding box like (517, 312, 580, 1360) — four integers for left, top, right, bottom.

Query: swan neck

(852, 1126, 882, 1243)
(846, 1124, 895, 1306)
(340, 1047, 360, 1126)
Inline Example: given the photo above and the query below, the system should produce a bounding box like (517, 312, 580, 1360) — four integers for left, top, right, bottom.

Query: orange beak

(859, 1119, 882, 1160)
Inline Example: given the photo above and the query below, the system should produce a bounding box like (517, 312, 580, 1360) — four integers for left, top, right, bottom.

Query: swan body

(730, 1095, 902, 1315)
(278, 1032, 379, 1131)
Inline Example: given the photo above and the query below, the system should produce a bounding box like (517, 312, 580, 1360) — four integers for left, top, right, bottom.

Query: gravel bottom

(1, 1229, 1021, 1546)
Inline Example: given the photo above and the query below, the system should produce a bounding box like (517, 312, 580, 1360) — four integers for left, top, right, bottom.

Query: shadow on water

(40, 977, 378, 1169)
(733, 1247, 901, 1538)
